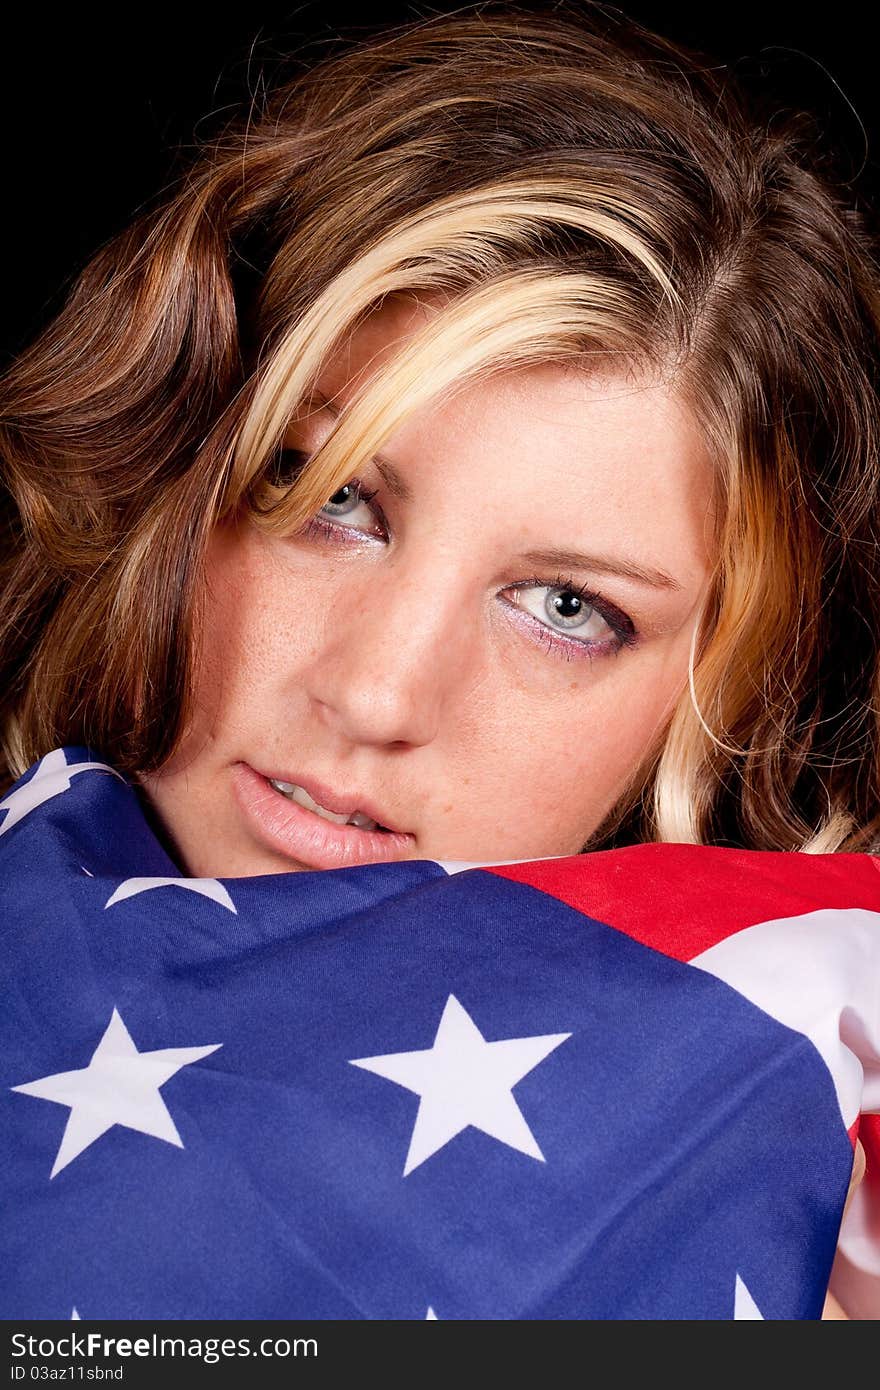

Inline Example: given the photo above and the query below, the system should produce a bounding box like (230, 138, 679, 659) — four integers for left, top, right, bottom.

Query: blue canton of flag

(2, 747, 879, 1320)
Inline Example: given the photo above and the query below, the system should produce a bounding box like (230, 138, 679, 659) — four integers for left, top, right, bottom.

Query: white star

(0, 748, 126, 837)
(426, 1307, 438, 1319)
(71, 1309, 80, 1320)
(11, 1008, 221, 1177)
(350, 994, 570, 1175)
(734, 1273, 764, 1319)
(104, 877, 237, 913)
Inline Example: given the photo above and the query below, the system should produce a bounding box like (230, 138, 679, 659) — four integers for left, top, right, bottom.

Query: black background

(3, 1, 877, 364)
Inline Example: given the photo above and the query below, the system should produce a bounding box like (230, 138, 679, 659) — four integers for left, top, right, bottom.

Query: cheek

(573, 651, 690, 796)
(194, 535, 309, 725)
(496, 711, 628, 821)
(471, 655, 688, 848)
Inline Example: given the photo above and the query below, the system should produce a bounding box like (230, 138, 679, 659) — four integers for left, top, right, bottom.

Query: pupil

(552, 591, 581, 618)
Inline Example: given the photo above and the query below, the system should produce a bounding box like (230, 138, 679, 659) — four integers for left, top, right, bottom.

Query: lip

(232, 763, 417, 870)
(256, 766, 406, 835)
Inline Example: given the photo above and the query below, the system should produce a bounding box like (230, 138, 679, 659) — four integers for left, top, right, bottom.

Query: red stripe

(482, 844, 880, 961)
(859, 1114, 880, 1192)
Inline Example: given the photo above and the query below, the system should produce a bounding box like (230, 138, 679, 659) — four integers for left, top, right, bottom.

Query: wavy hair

(2, 0, 879, 854)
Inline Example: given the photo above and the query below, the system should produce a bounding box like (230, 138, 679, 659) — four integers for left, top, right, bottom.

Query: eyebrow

(303, 390, 684, 592)
(515, 547, 683, 591)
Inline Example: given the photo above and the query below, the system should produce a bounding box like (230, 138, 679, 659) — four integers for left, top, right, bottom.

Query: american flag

(2, 746, 879, 1320)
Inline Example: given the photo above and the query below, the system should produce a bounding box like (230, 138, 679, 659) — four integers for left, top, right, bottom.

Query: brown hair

(2, 0, 880, 853)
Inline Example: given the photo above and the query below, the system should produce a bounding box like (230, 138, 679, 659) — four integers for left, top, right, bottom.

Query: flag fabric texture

(2, 745, 880, 1321)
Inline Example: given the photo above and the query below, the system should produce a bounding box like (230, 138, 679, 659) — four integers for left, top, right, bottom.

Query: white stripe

(691, 907, 880, 1130)
(693, 907, 880, 1300)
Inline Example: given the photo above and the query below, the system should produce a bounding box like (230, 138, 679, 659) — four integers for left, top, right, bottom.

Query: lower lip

(231, 763, 417, 870)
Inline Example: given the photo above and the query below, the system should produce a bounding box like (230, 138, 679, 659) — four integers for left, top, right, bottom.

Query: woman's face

(137, 296, 717, 877)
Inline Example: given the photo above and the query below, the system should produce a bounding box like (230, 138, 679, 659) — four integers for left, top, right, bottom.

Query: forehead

(314, 290, 708, 463)
(299, 294, 718, 579)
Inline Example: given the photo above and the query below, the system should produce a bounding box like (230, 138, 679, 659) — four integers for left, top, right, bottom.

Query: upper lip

(253, 766, 410, 836)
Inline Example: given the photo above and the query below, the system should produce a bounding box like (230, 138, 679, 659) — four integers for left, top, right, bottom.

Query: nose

(301, 554, 475, 748)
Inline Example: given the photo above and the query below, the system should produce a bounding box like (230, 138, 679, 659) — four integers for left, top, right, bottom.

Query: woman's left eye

(504, 578, 638, 659)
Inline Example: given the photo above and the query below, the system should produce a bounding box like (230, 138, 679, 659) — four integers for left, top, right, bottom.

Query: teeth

(268, 779, 380, 832)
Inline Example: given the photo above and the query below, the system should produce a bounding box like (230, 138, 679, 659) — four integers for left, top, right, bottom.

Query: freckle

(443, 803, 454, 814)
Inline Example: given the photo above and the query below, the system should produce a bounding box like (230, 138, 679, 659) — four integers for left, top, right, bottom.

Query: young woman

(1, 1, 878, 1319)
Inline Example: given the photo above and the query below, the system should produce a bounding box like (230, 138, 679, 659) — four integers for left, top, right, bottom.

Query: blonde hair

(2, 1, 879, 854)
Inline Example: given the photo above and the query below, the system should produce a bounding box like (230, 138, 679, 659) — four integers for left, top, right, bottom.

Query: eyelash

(272, 452, 640, 661)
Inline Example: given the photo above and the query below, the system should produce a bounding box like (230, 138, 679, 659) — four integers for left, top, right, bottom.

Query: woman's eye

(507, 581, 637, 658)
(303, 476, 384, 541)
(319, 480, 380, 528)
(267, 450, 384, 538)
